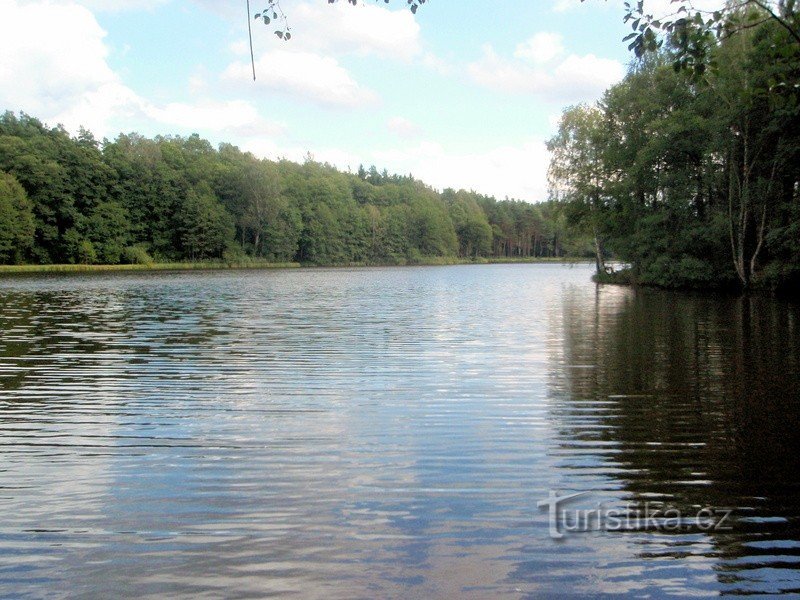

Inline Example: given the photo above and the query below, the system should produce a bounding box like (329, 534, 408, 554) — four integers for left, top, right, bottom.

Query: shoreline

(0, 257, 592, 276)
(593, 267, 800, 299)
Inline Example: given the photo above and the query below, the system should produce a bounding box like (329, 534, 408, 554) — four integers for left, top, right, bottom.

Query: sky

(0, 0, 703, 202)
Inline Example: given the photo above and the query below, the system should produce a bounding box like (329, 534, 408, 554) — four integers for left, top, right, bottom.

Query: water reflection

(550, 284, 800, 595)
(0, 266, 799, 597)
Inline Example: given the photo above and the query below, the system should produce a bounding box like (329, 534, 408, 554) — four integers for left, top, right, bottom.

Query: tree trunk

(728, 142, 749, 288)
(590, 190, 606, 276)
(594, 234, 606, 276)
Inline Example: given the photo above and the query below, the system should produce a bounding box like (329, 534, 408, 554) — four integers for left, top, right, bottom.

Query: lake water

(1, 264, 800, 598)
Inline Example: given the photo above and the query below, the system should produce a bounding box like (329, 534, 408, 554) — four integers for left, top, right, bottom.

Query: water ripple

(0, 265, 799, 597)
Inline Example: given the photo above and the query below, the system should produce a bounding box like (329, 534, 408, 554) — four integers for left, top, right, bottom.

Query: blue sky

(0, 0, 682, 201)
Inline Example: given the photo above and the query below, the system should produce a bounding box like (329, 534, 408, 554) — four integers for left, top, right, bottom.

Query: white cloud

(288, 0, 422, 61)
(78, 0, 167, 11)
(220, 0, 431, 109)
(223, 49, 379, 109)
(514, 32, 564, 64)
(56, 83, 144, 137)
(194, 0, 425, 52)
(239, 135, 552, 203)
(229, 39, 251, 57)
(239, 138, 283, 160)
(387, 116, 422, 139)
(373, 139, 551, 202)
(188, 70, 209, 95)
(553, 0, 593, 13)
(189, 0, 258, 19)
(552, 53, 626, 98)
(0, 0, 284, 141)
(420, 52, 453, 75)
(145, 100, 286, 138)
(241, 139, 362, 172)
(468, 42, 624, 104)
(0, 0, 143, 134)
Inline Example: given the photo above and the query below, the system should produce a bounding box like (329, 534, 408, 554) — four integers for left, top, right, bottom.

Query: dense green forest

(0, 112, 588, 268)
(548, 3, 800, 292)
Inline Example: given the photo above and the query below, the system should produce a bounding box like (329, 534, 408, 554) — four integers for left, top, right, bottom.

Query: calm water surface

(1, 264, 800, 598)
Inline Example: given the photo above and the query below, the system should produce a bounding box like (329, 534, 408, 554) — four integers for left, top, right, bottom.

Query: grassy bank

(591, 266, 793, 296)
(0, 256, 592, 276)
(0, 260, 301, 275)
(320, 256, 592, 268)
(484, 256, 592, 265)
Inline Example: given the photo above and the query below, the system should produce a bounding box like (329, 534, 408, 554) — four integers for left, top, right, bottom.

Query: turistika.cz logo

(537, 490, 734, 540)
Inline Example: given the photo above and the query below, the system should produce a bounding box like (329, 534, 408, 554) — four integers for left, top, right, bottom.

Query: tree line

(549, 2, 800, 292)
(0, 112, 589, 267)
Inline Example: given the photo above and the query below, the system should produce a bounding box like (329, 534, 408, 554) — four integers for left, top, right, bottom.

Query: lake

(1, 263, 799, 598)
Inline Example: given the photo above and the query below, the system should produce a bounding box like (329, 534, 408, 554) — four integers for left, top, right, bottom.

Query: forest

(0, 112, 588, 268)
(548, 2, 800, 293)
(2, 2, 798, 293)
